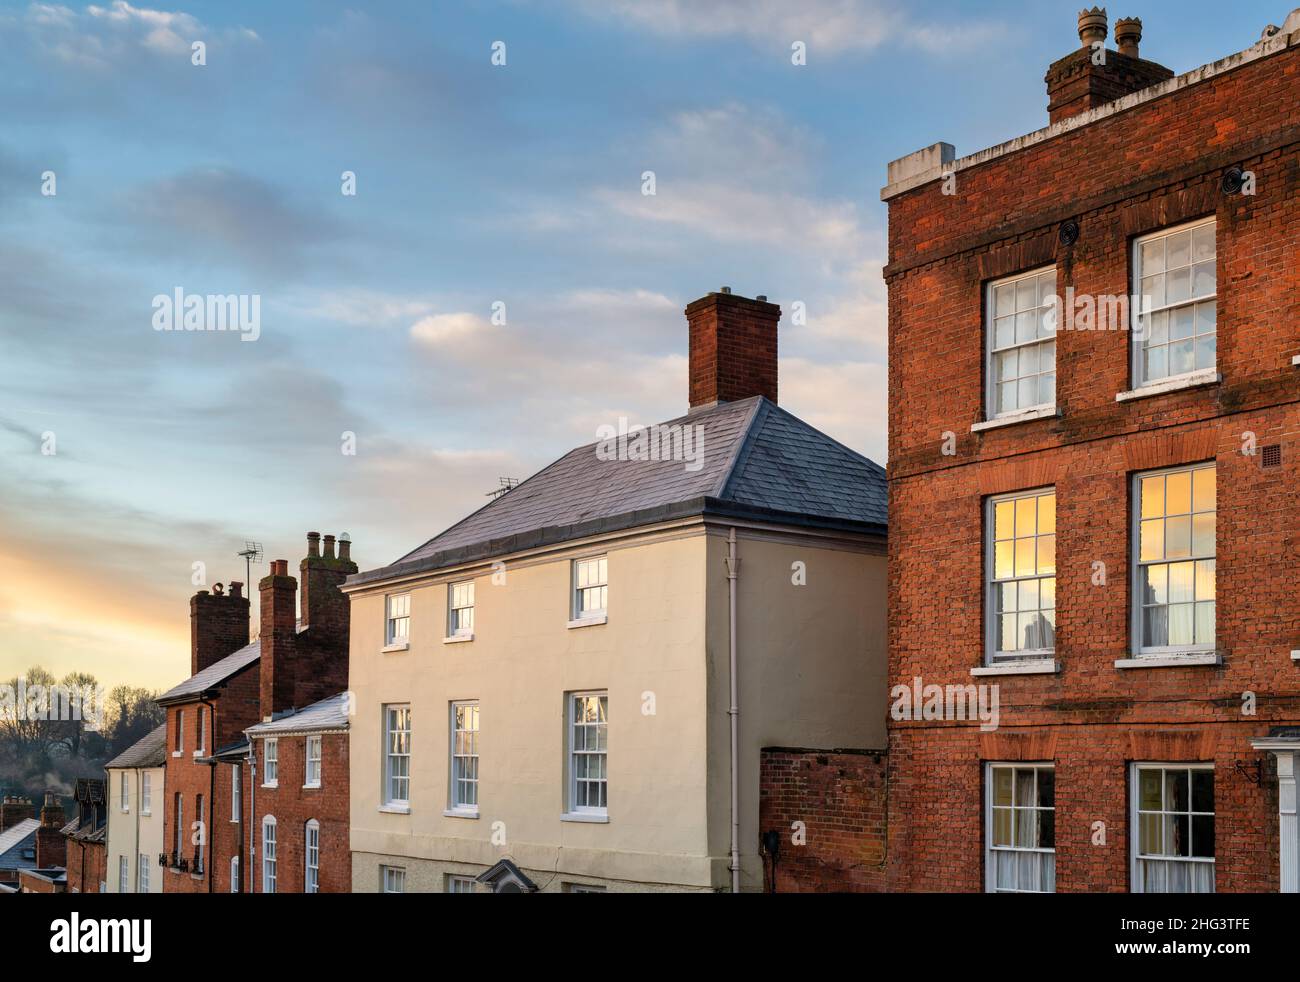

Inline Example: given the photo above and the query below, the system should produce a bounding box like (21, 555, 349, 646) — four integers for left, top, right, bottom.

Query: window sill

(141, 810, 150, 817)
(261, 782, 278, 790)
(1115, 369, 1220, 402)
(172, 751, 182, 757)
(381, 642, 410, 654)
(1292, 355, 1300, 366)
(971, 406, 1059, 433)
(1291, 650, 1300, 661)
(192, 750, 205, 758)
(971, 659, 1060, 677)
(567, 614, 608, 630)
(443, 633, 474, 644)
(561, 811, 609, 824)
(1114, 652, 1221, 669)
(379, 804, 411, 815)
(443, 808, 479, 820)
(302, 783, 321, 790)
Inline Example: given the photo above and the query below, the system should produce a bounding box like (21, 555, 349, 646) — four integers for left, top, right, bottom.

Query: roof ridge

(713, 396, 770, 500)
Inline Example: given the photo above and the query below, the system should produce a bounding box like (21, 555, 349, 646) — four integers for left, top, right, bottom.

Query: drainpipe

(199, 692, 219, 894)
(247, 741, 256, 894)
(726, 527, 741, 893)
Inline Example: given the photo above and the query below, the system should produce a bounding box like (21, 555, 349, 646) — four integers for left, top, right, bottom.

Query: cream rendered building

(346, 290, 888, 892)
(104, 724, 166, 893)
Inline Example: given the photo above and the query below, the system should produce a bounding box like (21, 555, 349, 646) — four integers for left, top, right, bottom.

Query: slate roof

(105, 724, 168, 770)
(0, 818, 40, 867)
(157, 640, 260, 704)
(245, 692, 350, 736)
(351, 396, 886, 585)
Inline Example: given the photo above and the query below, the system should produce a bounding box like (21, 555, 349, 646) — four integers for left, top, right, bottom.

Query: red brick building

(157, 532, 356, 893)
(15, 792, 69, 893)
(884, 12, 1300, 892)
(63, 779, 107, 893)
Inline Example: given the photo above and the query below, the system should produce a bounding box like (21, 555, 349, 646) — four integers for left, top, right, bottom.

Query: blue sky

(0, 0, 1273, 688)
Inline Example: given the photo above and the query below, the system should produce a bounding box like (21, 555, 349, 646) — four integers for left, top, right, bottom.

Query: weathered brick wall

(759, 748, 887, 892)
(65, 838, 105, 893)
(885, 40, 1300, 891)
(250, 731, 350, 893)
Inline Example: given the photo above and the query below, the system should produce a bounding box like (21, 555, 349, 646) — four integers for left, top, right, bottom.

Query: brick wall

(885, 39, 1300, 891)
(249, 731, 350, 893)
(759, 748, 887, 892)
(686, 291, 780, 408)
(65, 838, 105, 894)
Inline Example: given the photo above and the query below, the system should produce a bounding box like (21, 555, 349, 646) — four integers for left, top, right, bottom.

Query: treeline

(0, 665, 165, 803)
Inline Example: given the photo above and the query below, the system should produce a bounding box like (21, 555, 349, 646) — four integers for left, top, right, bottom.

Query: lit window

(1134, 464, 1215, 654)
(385, 705, 411, 807)
(573, 557, 608, 619)
(263, 738, 279, 786)
(447, 875, 476, 893)
(262, 817, 277, 893)
(449, 581, 475, 636)
(987, 489, 1056, 661)
(987, 267, 1056, 417)
(305, 736, 322, 788)
(386, 594, 411, 645)
(382, 865, 406, 893)
(1134, 219, 1216, 385)
(450, 702, 479, 812)
(569, 692, 608, 815)
(1132, 764, 1215, 892)
(305, 820, 320, 894)
(986, 764, 1055, 893)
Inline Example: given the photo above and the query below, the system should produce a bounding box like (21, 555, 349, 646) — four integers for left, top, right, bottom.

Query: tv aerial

(486, 477, 519, 500)
(236, 541, 263, 588)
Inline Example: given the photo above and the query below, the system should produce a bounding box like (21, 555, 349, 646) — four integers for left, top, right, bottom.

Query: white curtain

(993, 850, 1056, 892)
(1137, 858, 1214, 893)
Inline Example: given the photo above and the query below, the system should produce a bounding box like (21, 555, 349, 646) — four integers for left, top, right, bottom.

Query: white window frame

(263, 738, 278, 787)
(262, 816, 277, 893)
(448, 580, 475, 637)
(195, 706, 207, 755)
(384, 704, 411, 809)
(230, 855, 239, 894)
(985, 266, 1057, 419)
(985, 488, 1057, 663)
(382, 865, 406, 893)
(230, 764, 241, 822)
(141, 772, 151, 815)
(305, 819, 320, 894)
(119, 854, 128, 892)
(175, 709, 184, 754)
(1131, 217, 1217, 388)
(984, 762, 1056, 893)
(1130, 463, 1216, 657)
(195, 794, 205, 872)
(305, 735, 322, 788)
(567, 691, 608, 818)
(386, 593, 411, 647)
(138, 853, 150, 893)
(120, 772, 129, 812)
(449, 701, 479, 814)
(1130, 762, 1216, 893)
(446, 874, 476, 893)
(571, 556, 608, 620)
(173, 794, 183, 860)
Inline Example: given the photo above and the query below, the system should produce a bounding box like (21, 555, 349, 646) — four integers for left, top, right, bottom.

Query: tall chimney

(1045, 9, 1172, 124)
(0, 795, 35, 833)
(35, 791, 65, 869)
(299, 531, 358, 641)
(190, 583, 250, 676)
(686, 288, 780, 410)
(258, 559, 298, 718)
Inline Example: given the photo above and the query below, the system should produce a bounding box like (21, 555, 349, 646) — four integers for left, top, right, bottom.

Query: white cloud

(410, 312, 496, 348)
(564, 0, 1003, 57)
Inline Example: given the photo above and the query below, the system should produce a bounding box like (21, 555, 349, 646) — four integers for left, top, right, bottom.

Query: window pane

(1165, 769, 1189, 810)
(1015, 495, 1036, 536)
(1192, 513, 1214, 556)
(1191, 815, 1215, 858)
(1192, 261, 1215, 296)
(995, 284, 1015, 316)
(1143, 606, 1168, 647)
(992, 808, 1012, 846)
(1140, 476, 1164, 519)
(1140, 519, 1164, 562)
(1165, 516, 1191, 559)
(994, 316, 1014, 349)
(1195, 560, 1216, 601)
(994, 500, 1014, 540)
(1195, 602, 1215, 645)
(1171, 305, 1194, 340)
(1192, 467, 1215, 512)
(1142, 564, 1168, 606)
(1168, 603, 1194, 646)
(1037, 494, 1056, 534)
(999, 613, 1018, 652)
(996, 581, 1016, 613)
(1165, 471, 1191, 515)
(1017, 578, 1039, 612)
(1168, 562, 1195, 604)
(994, 541, 1013, 579)
(1140, 237, 1164, 273)
(1036, 535, 1055, 575)
(1015, 538, 1035, 577)
(1139, 769, 1162, 809)
(1170, 338, 1194, 375)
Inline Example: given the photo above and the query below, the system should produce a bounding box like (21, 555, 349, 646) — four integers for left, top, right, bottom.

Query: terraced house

(345, 288, 888, 893)
(884, 9, 1300, 892)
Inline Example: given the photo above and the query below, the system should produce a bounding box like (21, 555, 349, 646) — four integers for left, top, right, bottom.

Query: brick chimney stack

(190, 581, 250, 676)
(0, 795, 35, 833)
(686, 288, 781, 410)
(35, 791, 65, 869)
(259, 558, 299, 719)
(299, 531, 358, 642)
(1044, 9, 1172, 124)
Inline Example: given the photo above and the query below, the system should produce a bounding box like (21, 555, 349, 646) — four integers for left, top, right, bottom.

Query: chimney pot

(322, 534, 336, 559)
(1114, 16, 1141, 57)
(229, 581, 243, 599)
(338, 534, 352, 562)
(1077, 6, 1108, 48)
(307, 531, 321, 558)
(720, 286, 731, 294)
